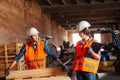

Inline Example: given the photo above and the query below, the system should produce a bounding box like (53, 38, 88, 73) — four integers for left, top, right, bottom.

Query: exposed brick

(0, 0, 67, 46)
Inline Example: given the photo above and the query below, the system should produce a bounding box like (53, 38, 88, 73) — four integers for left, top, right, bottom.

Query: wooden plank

(7, 47, 16, 51)
(7, 43, 16, 48)
(99, 66, 115, 72)
(0, 64, 6, 70)
(0, 60, 5, 64)
(0, 45, 4, 50)
(16, 43, 23, 49)
(7, 50, 16, 54)
(0, 49, 5, 55)
(0, 71, 5, 77)
(99, 61, 115, 68)
(6, 55, 15, 58)
(6, 67, 67, 79)
(8, 59, 14, 62)
(16, 43, 19, 54)
(17, 56, 26, 70)
(23, 76, 71, 80)
(0, 56, 5, 58)
(16, 43, 25, 70)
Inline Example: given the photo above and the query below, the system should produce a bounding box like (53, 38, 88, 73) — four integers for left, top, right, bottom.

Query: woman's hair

(81, 28, 91, 36)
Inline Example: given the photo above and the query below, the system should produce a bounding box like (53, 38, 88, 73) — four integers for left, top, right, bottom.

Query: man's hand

(5, 68, 10, 76)
(87, 47, 95, 54)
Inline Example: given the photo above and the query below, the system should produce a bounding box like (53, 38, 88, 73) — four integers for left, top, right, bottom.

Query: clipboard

(90, 42, 103, 53)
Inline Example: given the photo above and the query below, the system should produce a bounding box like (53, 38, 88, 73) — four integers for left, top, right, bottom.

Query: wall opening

(72, 33, 102, 46)
(72, 33, 81, 46)
(94, 33, 101, 43)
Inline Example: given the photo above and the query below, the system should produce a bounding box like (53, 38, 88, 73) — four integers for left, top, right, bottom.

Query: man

(72, 21, 101, 80)
(6, 27, 65, 76)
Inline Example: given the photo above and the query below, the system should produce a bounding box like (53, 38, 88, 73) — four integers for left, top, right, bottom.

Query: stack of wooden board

(0, 43, 25, 77)
(6, 67, 71, 80)
(98, 60, 115, 72)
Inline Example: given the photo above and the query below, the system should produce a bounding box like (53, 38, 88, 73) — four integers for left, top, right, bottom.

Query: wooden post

(4, 44, 8, 69)
(15, 43, 25, 70)
(15, 43, 20, 70)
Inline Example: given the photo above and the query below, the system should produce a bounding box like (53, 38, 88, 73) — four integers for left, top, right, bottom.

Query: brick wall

(0, 0, 67, 46)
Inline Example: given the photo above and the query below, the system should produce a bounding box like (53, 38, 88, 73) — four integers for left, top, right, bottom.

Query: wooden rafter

(46, 0, 54, 6)
(62, 0, 67, 6)
(36, 0, 120, 30)
(43, 3, 120, 13)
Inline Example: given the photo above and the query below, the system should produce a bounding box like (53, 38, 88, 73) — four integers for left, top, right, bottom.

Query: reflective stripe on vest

(72, 39, 99, 73)
(25, 40, 47, 70)
(82, 57, 99, 73)
(26, 58, 45, 63)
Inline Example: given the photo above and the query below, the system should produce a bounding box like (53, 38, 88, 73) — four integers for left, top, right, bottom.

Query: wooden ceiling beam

(75, 0, 89, 4)
(62, 20, 117, 26)
(55, 16, 117, 23)
(57, 19, 117, 24)
(63, 24, 114, 28)
(42, 3, 120, 13)
(61, 21, 117, 26)
(76, 0, 80, 4)
(104, 0, 118, 3)
(91, 0, 98, 4)
(62, 0, 67, 6)
(63, 24, 114, 30)
(51, 9, 119, 16)
(54, 19, 117, 24)
(62, 22, 116, 30)
(51, 12, 118, 19)
(52, 10, 120, 18)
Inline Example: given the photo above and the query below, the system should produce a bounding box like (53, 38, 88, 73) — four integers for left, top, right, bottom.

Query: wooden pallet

(6, 67, 71, 80)
(99, 60, 115, 67)
(0, 42, 25, 77)
(98, 60, 115, 72)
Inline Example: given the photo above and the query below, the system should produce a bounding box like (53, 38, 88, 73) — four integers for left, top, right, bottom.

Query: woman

(72, 21, 101, 80)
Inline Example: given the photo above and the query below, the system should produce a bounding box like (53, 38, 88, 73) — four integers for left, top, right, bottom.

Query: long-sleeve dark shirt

(14, 42, 58, 62)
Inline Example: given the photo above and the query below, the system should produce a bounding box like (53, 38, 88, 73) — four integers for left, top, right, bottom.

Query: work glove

(60, 64, 67, 71)
(87, 47, 95, 54)
(5, 67, 10, 76)
(67, 68, 73, 77)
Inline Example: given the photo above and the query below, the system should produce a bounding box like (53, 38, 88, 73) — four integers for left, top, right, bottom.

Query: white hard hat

(77, 21, 91, 31)
(27, 27, 39, 36)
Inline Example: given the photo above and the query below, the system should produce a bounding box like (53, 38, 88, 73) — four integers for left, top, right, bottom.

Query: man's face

(29, 34, 39, 42)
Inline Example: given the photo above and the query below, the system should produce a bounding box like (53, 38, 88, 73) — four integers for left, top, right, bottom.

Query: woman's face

(29, 34, 39, 42)
(79, 31, 87, 39)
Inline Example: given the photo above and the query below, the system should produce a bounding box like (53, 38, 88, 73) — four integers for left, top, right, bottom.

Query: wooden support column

(4, 44, 8, 69)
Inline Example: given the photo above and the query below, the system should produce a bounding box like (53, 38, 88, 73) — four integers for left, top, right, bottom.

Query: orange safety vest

(72, 39, 100, 74)
(25, 40, 47, 70)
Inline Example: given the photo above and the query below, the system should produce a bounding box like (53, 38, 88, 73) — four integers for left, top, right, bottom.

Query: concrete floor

(1, 71, 120, 80)
(70, 71, 120, 80)
(98, 72, 120, 80)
